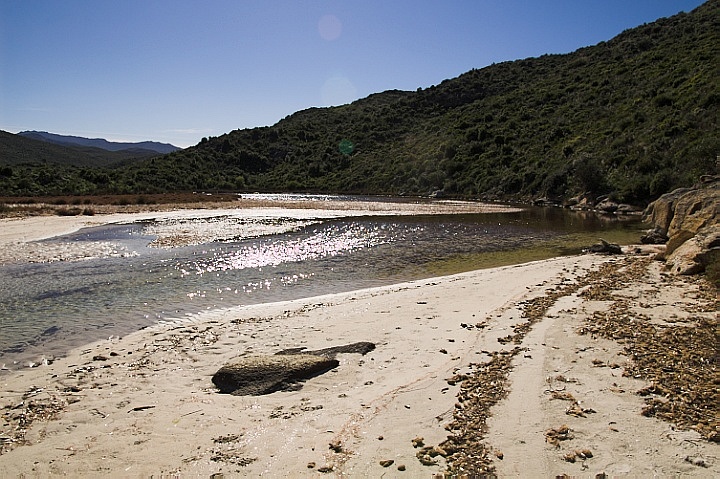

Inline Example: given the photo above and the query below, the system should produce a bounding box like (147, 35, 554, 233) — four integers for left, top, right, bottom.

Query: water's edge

(0, 203, 644, 370)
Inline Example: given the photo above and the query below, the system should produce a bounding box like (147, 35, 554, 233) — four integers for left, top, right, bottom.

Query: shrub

(55, 207, 83, 216)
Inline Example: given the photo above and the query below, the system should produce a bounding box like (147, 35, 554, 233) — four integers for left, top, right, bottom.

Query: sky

(0, 0, 707, 148)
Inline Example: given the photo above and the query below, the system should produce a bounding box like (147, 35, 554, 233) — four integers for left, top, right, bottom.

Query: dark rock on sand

(212, 354, 339, 396)
(640, 226, 669, 245)
(588, 239, 623, 255)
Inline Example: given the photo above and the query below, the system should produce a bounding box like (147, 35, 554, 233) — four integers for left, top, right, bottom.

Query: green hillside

(1, 1, 717, 204)
(0, 130, 163, 195)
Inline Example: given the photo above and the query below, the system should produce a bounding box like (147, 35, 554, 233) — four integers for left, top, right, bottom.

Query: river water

(0, 197, 643, 368)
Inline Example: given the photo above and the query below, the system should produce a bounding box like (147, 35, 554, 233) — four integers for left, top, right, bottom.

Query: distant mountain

(0, 130, 160, 168)
(18, 131, 180, 155)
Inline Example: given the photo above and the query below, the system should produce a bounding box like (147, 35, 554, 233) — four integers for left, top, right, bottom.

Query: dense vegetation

(1, 1, 717, 205)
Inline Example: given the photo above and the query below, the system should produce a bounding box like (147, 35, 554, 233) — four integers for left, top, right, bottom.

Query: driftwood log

(212, 341, 376, 396)
(212, 354, 339, 396)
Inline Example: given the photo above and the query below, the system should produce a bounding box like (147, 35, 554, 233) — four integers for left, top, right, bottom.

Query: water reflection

(185, 222, 391, 276)
(0, 206, 643, 368)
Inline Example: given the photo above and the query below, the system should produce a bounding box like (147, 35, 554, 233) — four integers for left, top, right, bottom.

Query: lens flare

(339, 139, 354, 155)
(318, 14, 342, 41)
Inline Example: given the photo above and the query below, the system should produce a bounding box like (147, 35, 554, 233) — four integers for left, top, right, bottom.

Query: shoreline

(1, 251, 717, 477)
(0, 204, 717, 477)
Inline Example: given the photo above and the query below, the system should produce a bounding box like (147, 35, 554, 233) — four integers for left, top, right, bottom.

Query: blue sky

(0, 0, 706, 148)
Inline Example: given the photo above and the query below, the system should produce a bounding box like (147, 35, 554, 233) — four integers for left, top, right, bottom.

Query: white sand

(0, 207, 717, 478)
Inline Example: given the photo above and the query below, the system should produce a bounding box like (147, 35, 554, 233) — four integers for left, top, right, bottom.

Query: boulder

(644, 181, 719, 274)
(588, 239, 623, 255)
(665, 224, 720, 275)
(643, 187, 694, 235)
(596, 198, 619, 214)
(640, 226, 669, 245)
(665, 185, 720, 255)
(533, 197, 558, 207)
(430, 189, 446, 198)
(566, 195, 593, 211)
(212, 354, 339, 396)
(616, 203, 643, 215)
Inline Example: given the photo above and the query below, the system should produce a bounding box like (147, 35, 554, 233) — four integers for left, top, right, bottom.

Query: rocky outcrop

(643, 188, 694, 236)
(665, 224, 720, 275)
(644, 182, 720, 274)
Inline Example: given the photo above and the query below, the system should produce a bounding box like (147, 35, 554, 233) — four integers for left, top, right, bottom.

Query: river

(0, 196, 643, 369)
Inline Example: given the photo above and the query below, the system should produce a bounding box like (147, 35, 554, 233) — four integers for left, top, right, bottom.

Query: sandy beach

(0, 207, 717, 478)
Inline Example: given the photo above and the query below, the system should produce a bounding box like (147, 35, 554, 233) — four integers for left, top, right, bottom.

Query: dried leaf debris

(424, 256, 719, 475)
(1, 387, 66, 454)
(578, 260, 719, 442)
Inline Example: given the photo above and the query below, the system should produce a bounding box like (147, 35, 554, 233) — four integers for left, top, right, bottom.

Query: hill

(0, 131, 166, 195)
(1, 1, 717, 203)
(0, 130, 161, 167)
(17, 131, 180, 155)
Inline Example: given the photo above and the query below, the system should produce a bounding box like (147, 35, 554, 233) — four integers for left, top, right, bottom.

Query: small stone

(684, 455, 709, 468)
(577, 448, 593, 459)
(329, 439, 342, 453)
(431, 445, 448, 457)
(397, 464, 406, 471)
(307, 462, 316, 469)
(379, 459, 394, 467)
(418, 454, 437, 466)
(411, 436, 424, 448)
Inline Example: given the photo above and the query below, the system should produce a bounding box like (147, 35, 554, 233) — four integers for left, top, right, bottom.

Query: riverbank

(1, 247, 717, 477)
(1, 202, 717, 477)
